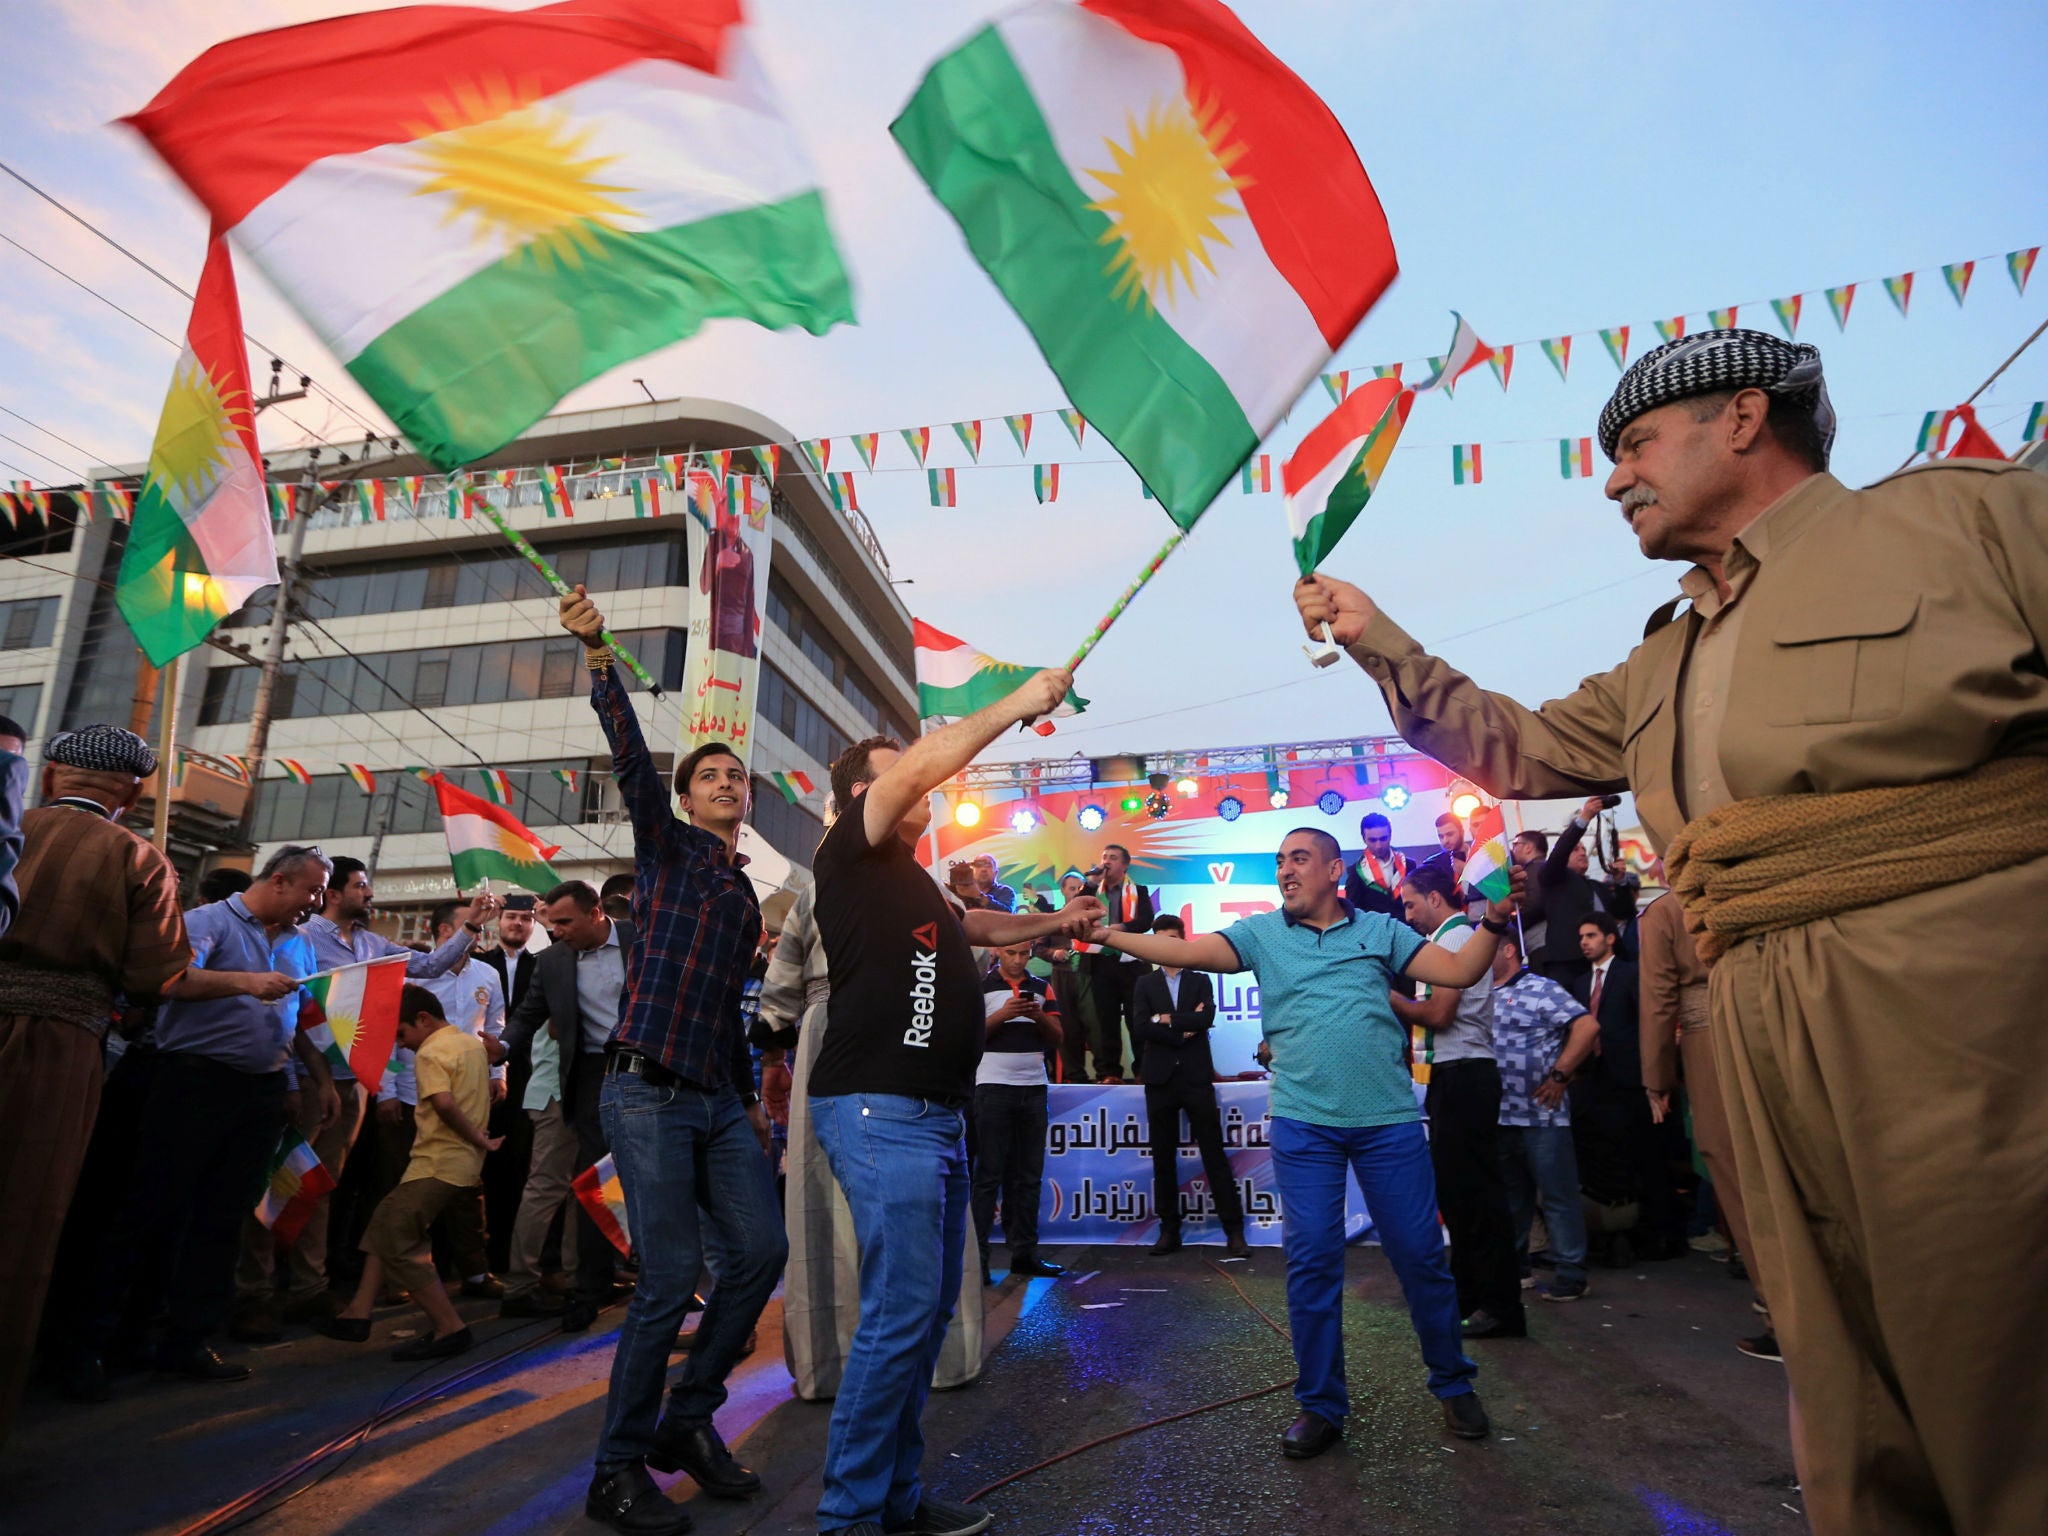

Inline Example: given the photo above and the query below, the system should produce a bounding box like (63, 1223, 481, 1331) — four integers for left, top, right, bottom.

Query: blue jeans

(595, 1072, 787, 1474)
(1499, 1123, 1588, 1285)
(811, 1093, 970, 1532)
(1269, 1115, 1476, 1421)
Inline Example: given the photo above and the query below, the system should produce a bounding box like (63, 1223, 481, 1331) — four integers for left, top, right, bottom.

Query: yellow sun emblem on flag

(1085, 93, 1251, 312)
(148, 356, 246, 511)
(490, 824, 546, 867)
(408, 79, 635, 270)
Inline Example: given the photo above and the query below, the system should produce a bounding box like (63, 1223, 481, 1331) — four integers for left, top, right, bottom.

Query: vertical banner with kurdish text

(679, 467, 774, 760)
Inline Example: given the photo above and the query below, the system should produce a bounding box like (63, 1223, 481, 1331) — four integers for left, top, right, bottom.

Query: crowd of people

(0, 328, 2040, 1536)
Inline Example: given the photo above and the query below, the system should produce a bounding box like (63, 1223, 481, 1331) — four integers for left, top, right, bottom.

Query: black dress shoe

(155, 1344, 252, 1382)
(1442, 1390, 1491, 1439)
(391, 1326, 473, 1362)
(647, 1418, 760, 1496)
(1280, 1409, 1343, 1459)
(586, 1463, 692, 1535)
(885, 1493, 994, 1534)
(1223, 1229, 1250, 1259)
(1149, 1230, 1182, 1256)
(1010, 1256, 1066, 1278)
(1461, 1309, 1528, 1339)
(561, 1297, 600, 1334)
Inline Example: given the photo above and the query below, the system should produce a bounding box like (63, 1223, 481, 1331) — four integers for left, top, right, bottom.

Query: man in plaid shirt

(561, 587, 787, 1536)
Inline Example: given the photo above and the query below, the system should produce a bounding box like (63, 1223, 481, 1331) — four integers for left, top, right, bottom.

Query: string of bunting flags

(162, 752, 826, 806)
(3, 244, 2038, 528)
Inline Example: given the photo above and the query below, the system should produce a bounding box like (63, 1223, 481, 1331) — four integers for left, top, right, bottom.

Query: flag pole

(1064, 527, 1189, 674)
(469, 495, 666, 698)
(152, 654, 180, 850)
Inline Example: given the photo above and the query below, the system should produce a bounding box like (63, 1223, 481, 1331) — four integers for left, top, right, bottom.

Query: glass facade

(0, 682, 42, 730)
(0, 597, 59, 651)
(251, 759, 593, 843)
(199, 628, 685, 725)
(750, 774, 824, 864)
(766, 573, 915, 743)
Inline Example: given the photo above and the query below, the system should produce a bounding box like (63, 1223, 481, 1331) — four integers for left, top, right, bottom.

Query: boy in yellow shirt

(319, 984, 500, 1360)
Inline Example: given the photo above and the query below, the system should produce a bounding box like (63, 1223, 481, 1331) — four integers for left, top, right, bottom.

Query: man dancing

(1295, 328, 2048, 1534)
(1087, 827, 1518, 1454)
(560, 587, 786, 1536)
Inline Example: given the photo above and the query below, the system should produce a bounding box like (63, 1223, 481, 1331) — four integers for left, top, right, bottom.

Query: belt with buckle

(607, 1049, 681, 1090)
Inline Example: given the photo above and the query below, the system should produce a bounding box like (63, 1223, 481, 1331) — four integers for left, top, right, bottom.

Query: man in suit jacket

(1570, 912, 1684, 1257)
(502, 886, 637, 1328)
(481, 895, 540, 1012)
(1089, 843, 1155, 1082)
(478, 894, 541, 1278)
(1131, 915, 1248, 1258)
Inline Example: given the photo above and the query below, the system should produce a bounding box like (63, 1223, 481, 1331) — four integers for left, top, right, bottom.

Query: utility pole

(239, 448, 321, 843)
(365, 781, 398, 882)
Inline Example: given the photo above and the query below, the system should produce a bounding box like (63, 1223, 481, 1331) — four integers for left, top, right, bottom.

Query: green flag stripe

(348, 192, 851, 472)
(115, 483, 229, 667)
(1292, 442, 1375, 573)
(891, 26, 1257, 530)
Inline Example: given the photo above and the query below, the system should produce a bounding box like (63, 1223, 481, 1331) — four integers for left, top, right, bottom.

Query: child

(318, 984, 501, 1360)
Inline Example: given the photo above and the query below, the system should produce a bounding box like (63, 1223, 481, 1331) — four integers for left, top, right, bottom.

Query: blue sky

(3, 0, 2045, 766)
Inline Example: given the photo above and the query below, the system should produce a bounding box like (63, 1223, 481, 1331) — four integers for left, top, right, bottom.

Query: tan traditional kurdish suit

(1345, 462, 2048, 1536)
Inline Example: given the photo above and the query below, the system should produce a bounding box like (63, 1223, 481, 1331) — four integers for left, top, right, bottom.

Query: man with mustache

(1295, 329, 2048, 1536)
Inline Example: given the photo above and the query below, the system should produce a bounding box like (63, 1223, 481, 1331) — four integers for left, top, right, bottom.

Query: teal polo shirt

(1221, 902, 1426, 1129)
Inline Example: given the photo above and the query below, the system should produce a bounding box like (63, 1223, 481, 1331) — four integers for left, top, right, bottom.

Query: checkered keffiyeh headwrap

(1598, 329, 1836, 462)
(45, 724, 157, 777)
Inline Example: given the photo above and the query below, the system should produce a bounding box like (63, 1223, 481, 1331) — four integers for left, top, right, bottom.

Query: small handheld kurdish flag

(1281, 377, 1408, 576)
(301, 955, 409, 1094)
(114, 235, 278, 667)
(573, 1154, 633, 1255)
(433, 773, 561, 889)
(253, 1127, 338, 1247)
(1461, 805, 1512, 904)
(893, 0, 1397, 531)
(915, 618, 1087, 727)
(127, 0, 854, 471)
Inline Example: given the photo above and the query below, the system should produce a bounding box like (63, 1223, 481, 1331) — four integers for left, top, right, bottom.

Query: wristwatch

(1547, 1069, 1570, 1084)
(741, 1090, 762, 1108)
(1481, 915, 1511, 935)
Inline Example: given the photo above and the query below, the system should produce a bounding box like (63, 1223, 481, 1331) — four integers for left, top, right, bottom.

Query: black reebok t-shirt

(808, 797, 984, 1101)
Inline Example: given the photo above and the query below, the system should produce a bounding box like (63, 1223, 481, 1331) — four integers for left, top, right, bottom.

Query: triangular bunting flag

(1321, 371, 1351, 403)
(827, 471, 858, 513)
(1826, 284, 1856, 328)
(1004, 413, 1032, 454)
(1372, 363, 1404, 383)
(1654, 317, 1686, 343)
(1057, 408, 1086, 447)
(1487, 344, 1514, 391)
(1599, 327, 1631, 369)
(799, 438, 829, 474)
(953, 420, 982, 462)
(2024, 403, 2045, 444)
(1706, 307, 1737, 330)
(1943, 261, 1974, 306)
(1941, 403, 2006, 462)
(758, 444, 781, 481)
(900, 426, 931, 466)
(852, 432, 879, 470)
(1915, 410, 1954, 454)
(1539, 336, 1571, 380)
(1883, 273, 1914, 316)
(1771, 295, 1803, 338)
(2009, 247, 2040, 296)
(1411, 313, 1494, 395)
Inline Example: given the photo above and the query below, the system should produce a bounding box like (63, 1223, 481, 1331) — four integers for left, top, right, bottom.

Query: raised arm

(960, 898, 1100, 950)
(561, 586, 674, 852)
(1295, 575, 1632, 798)
(862, 669, 1072, 846)
(1095, 926, 1247, 975)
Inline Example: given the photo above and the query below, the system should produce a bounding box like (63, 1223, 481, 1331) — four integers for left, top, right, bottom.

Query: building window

(750, 775, 824, 865)
(252, 758, 599, 843)
(759, 661, 850, 771)
(198, 628, 685, 725)
(0, 597, 58, 651)
(0, 682, 42, 732)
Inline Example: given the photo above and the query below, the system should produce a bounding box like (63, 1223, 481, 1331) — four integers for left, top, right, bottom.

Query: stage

(6, 1243, 1801, 1535)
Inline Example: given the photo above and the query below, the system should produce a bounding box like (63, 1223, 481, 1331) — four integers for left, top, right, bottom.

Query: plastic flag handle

(1303, 621, 1342, 669)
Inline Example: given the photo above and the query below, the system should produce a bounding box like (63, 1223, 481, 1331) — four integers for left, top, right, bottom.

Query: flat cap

(501, 893, 537, 911)
(1599, 328, 1835, 463)
(46, 724, 157, 778)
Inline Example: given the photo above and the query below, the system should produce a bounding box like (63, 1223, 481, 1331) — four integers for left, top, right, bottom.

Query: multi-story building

(0, 397, 914, 935)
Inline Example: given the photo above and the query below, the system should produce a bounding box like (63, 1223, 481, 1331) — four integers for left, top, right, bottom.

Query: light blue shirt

(155, 895, 296, 1076)
(575, 923, 626, 1053)
(388, 956, 507, 1107)
(1221, 903, 1426, 1129)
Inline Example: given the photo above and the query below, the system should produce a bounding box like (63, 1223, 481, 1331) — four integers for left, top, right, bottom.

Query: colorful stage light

(1382, 783, 1411, 811)
(1317, 789, 1345, 816)
(1077, 803, 1106, 832)
(1216, 795, 1244, 822)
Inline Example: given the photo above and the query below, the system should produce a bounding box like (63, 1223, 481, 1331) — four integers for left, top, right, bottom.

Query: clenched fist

(1293, 574, 1378, 648)
(1009, 667, 1074, 724)
(560, 584, 606, 644)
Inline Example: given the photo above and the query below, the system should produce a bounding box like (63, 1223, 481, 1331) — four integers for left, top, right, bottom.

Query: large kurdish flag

(893, 0, 1396, 530)
(127, 0, 853, 470)
(434, 774, 561, 889)
(302, 956, 408, 1094)
(1281, 378, 1411, 576)
(915, 619, 1087, 726)
(115, 236, 278, 666)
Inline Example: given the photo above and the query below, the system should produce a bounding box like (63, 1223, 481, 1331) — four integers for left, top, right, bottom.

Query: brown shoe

(539, 1271, 574, 1296)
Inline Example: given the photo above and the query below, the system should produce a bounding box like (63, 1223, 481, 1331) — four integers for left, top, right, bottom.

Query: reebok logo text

(904, 942, 939, 1047)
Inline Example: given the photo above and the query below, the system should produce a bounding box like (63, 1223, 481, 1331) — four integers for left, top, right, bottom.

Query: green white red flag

(301, 955, 408, 1094)
(1281, 377, 1408, 576)
(915, 618, 1087, 729)
(1826, 284, 1856, 328)
(253, 1127, 338, 1246)
(573, 1153, 633, 1255)
(1560, 436, 1594, 479)
(901, 426, 932, 466)
(893, 0, 1396, 531)
(1412, 312, 1494, 395)
(2010, 247, 2039, 296)
(1461, 805, 1511, 904)
(1942, 261, 1974, 306)
(1005, 413, 1033, 454)
(433, 773, 560, 890)
(127, 0, 853, 471)
(1538, 336, 1570, 380)
(1599, 326, 1630, 369)
(928, 467, 957, 507)
(1771, 295, 1802, 338)
(1883, 273, 1914, 315)
(114, 235, 278, 667)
